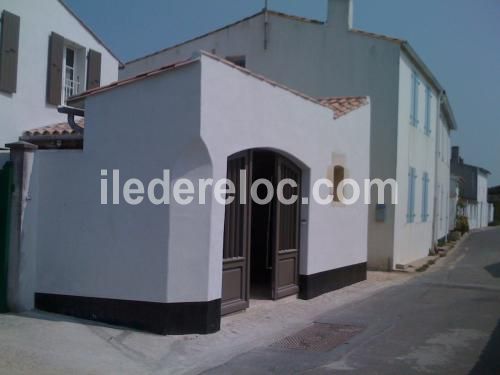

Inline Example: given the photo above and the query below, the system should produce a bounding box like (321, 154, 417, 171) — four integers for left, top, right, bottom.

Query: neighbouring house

(488, 185, 500, 224)
(449, 175, 462, 232)
(121, 0, 457, 270)
(0, 0, 121, 148)
(451, 147, 491, 229)
(6, 52, 371, 334)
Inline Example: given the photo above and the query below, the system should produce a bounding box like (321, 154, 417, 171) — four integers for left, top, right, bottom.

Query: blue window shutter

(408, 167, 416, 223)
(407, 169, 412, 222)
(425, 87, 432, 135)
(414, 75, 420, 126)
(422, 172, 429, 221)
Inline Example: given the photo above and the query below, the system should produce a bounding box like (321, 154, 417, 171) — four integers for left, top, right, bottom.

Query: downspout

(57, 106, 84, 134)
(431, 90, 445, 250)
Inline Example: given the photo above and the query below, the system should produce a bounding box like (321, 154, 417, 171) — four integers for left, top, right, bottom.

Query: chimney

(451, 146, 460, 163)
(327, 0, 353, 31)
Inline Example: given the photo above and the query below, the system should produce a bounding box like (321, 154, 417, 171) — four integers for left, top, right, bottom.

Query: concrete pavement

(205, 228, 500, 374)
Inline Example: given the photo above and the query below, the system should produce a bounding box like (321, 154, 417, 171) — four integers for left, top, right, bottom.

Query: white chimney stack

(327, 0, 354, 30)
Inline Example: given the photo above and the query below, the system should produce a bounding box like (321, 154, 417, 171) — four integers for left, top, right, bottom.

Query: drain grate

(271, 323, 363, 352)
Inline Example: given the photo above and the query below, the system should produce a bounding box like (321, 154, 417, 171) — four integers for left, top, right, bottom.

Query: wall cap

(5, 141, 38, 150)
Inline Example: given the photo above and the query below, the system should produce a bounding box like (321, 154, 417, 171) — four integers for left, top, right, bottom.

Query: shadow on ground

(484, 262, 500, 278)
(469, 319, 500, 375)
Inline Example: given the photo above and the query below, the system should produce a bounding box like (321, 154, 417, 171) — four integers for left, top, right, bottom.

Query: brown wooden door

(221, 151, 252, 315)
(272, 156, 301, 300)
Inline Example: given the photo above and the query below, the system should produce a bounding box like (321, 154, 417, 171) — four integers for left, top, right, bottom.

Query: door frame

(221, 149, 302, 315)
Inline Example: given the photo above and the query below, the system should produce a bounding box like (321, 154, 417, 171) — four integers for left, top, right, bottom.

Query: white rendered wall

(31, 56, 370, 303)
(34, 62, 203, 303)
(200, 56, 370, 299)
(393, 54, 437, 266)
(0, 0, 119, 146)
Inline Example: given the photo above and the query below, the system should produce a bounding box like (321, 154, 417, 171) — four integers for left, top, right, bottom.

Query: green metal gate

(0, 161, 13, 312)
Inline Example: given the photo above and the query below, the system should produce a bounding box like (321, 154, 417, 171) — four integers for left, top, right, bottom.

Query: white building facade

(0, 0, 120, 147)
(121, 0, 457, 270)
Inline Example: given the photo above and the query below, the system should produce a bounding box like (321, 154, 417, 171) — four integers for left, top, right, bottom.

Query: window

(226, 55, 246, 68)
(47, 33, 101, 106)
(421, 172, 430, 222)
(63, 46, 80, 102)
(333, 165, 345, 202)
(407, 167, 417, 223)
(410, 71, 419, 127)
(424, 86, 432, 135)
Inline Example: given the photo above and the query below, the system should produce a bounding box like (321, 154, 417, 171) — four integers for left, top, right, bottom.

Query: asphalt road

(204, 228, 500, 374)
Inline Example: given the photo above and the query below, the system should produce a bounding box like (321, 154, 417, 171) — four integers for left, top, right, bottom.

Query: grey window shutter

(0, 11, 20, 94)
(86, 49, 101, 89)
(46, 32, 64, 105)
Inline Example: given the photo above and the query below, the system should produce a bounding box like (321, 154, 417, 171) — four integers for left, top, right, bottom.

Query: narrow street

(205, 228, 500, 374)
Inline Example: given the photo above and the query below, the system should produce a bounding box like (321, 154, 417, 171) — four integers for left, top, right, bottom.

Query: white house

(7, 52, 371, 334)
(0, 0, 120, 148)
(121, 0, 457, 270)
(451, 147, 491, 230)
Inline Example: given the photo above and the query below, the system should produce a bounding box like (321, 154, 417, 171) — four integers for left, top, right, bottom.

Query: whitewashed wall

(30, 55, 370, 304)
(200, 56, 370, 298)
(393, 54, 437, 266)
(0, 0, 119, 146)
(34, 61, 202, 303)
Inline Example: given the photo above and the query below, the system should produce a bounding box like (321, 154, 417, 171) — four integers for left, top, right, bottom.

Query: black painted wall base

(298, 262, 367, 300)
(35, 293, 221, 335)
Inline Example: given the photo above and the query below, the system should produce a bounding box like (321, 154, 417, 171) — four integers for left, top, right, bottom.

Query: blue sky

(65, 0, 500, 186)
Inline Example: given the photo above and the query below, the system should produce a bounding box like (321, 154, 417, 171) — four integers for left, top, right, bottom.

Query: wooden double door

(221, 150, 301, 316)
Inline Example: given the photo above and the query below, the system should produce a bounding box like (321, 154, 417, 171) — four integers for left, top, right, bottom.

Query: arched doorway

(221, 149, 302, 316)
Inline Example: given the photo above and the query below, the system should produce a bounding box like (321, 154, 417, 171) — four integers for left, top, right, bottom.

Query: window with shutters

(47, 33, 101, 105)
(407, 167, 417, 223)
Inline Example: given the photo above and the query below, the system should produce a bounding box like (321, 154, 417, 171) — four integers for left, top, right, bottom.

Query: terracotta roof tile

(23, 119, 84, 137)
(318, 96, 369, 119)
